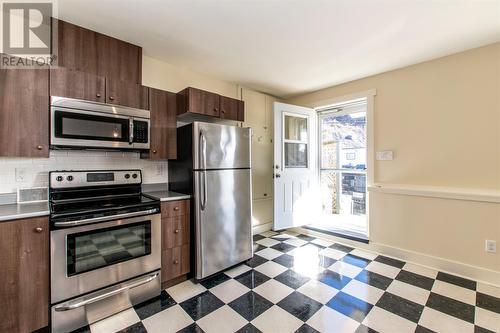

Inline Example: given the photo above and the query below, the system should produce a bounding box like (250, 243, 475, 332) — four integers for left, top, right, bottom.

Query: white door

(273, 102, 321, 230)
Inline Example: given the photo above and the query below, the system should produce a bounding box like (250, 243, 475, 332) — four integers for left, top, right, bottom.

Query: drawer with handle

(162, 215, 189, 249)
(161, 244, 189, 281)
(161, 199, 189, 218)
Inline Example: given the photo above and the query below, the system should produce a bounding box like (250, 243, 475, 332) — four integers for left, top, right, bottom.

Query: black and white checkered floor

(73, 230, 500, 333)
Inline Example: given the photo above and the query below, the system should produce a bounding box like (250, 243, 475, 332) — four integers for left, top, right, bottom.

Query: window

(283, 114, 309, 168)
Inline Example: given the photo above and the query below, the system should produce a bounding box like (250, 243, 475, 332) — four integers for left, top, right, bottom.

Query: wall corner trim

(368, 183, 500, 203)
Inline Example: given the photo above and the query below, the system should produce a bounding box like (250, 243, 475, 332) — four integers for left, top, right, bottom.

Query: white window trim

(314, 89, 376, 187)
(313, 89, 376, 238)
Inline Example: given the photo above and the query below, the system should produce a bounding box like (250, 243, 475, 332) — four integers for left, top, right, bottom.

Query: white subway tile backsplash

(0, 150, 168, 194)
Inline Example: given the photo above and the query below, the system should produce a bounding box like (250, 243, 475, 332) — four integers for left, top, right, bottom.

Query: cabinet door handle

(174, 229, 180, 234)
(109, 96, 115, 101)
(34, 227, 43, 233)
(36, 145, 43, 150)
(152, 150, 157, 154)
(173, 207, 179, 211)
(173, 260, 179, 264)
(96, 93, 101, 98)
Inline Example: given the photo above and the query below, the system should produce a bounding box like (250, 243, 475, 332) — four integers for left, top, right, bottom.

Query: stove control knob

(67, 175, 74, 182)
(56, 176, 63, 182)
(125, 174, 130, 179)
(132, 173, 138, 179)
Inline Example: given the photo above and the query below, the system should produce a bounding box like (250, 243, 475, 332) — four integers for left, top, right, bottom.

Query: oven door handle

(53, 272, 160, 312)
(53, 208, 159, 228)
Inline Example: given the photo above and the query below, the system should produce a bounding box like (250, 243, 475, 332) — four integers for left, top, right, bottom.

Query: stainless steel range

(49, 170, 161, 333)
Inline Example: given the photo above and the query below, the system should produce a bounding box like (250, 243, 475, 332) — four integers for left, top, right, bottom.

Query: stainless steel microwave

(50, 96, 150, 150)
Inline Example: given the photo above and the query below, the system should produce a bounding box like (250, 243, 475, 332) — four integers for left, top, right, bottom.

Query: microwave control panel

(133, 120, 149, 143)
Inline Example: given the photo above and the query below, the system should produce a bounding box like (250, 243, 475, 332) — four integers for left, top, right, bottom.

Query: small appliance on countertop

(49, 169, 161, 333)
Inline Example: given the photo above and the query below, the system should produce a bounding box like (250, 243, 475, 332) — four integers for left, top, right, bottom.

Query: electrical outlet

(485, 240, 496, 253)
(15, 167, 27, 182)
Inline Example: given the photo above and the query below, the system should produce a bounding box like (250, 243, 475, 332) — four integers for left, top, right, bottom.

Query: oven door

(51, 107, 135, 149)
(51, 212, 161, 304)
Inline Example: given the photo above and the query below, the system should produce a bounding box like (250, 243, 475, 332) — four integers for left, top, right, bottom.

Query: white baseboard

(253, 223, 272, 234)
(294, 227, 500, 288)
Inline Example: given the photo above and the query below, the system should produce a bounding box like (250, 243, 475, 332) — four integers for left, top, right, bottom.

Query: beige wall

(288, 43, 500, 274)
(142, 55, 239, 98)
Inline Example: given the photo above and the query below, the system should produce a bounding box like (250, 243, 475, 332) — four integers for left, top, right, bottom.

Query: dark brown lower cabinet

(0, 216, 49, 333)
(162, 244, 190, 282)
(0, 56, 49, 157)
(161, 200, 190, 286)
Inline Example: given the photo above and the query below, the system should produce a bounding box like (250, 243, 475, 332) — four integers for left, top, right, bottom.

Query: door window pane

(66, 221, 151, 276)
(285, 143, 308, 168)
(284, 115, 308, 141)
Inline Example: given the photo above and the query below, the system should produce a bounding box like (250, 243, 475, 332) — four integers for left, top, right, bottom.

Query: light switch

(376, 151, 394, 161)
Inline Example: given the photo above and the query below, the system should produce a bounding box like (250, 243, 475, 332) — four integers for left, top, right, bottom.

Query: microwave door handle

(129, 118, 134, 144)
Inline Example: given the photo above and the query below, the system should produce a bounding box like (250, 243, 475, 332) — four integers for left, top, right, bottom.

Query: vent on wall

(17, 187, 48, 203)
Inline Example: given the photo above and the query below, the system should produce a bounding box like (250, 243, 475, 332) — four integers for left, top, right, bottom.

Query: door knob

(96, 93, 101, 98)
(36, 145, 43, 150)
(174, 229, 180, 234)
(34, 227, 43, 233)
(152, 150, 157, 154)
(174, 260, 179, 264)
(109, 96, 115, 100)
(174, 207, 179, 211)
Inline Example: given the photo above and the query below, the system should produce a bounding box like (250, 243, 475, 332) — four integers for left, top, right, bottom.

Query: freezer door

(194, 169, 253, 279)
(193, 122, 251, 170)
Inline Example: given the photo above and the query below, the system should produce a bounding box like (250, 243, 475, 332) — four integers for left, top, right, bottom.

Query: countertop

(143, 191, 191, 202)
(0, 201, 50, 222)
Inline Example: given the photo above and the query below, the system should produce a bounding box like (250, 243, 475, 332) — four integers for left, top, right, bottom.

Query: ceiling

(57, 0, 500, 98)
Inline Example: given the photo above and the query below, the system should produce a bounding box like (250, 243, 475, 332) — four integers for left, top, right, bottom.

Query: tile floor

(73, 230, 500, 333)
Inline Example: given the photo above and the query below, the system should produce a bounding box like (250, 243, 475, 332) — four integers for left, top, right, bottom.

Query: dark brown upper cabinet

(106, 78, 149, 110)
(177, 87, 220, 117)
(53, 18, 99, 74)
(53, 19, 142, 84)
(50, 67, 105, 102)
(220, 95, 245, 121)
(142, 88, 177, 160)
(0, 55, 49, 157)
(177, 87, 245, 121)
(96, 32, 142, 84)
(0, 216, 49, 333)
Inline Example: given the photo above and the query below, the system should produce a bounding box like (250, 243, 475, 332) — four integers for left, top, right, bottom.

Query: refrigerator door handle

(199, 130, 207, 210)
(200, 170, 207, 210)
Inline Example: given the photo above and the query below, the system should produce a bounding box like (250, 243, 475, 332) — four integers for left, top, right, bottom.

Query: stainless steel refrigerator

(169, 122, 253, 280)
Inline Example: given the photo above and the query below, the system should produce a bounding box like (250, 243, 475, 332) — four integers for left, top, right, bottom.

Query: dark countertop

(143, 191, 191, 202)
(0, 201, 50, 222)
